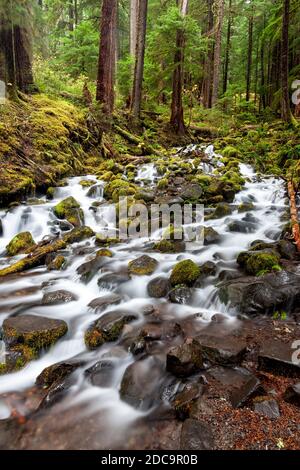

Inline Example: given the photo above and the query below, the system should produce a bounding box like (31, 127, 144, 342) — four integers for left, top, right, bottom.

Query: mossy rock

(207, 203, 232, 219)
(128, 255, 158, 276)
(63, 226, 94, 243)
(238, 202, 255, 213)
(170, 259, 201, 287)
(79, 180, 96, 188)
(95, 234, 120, 246)
(96, 248, 113, 258)
(54, 196, 84, 227)
(85, 311, 137, 350)
(47, 255, 66, 271)
(104, 179, 137, 202)
(6, 232, 36, 256)
(2, 314, 68, 349)
(237, 250, 281, 276)
(46, 187, 55, 200)
(154, 239, 185, 253)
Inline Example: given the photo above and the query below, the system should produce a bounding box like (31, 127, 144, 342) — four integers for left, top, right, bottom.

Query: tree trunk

(69, 1, 74, 32)
(246, 13, 253, 102)
(131, 0, 148, 119)
(211, 0, 225, 106)
(202, 0, 214, 108)
(170, 0, 189, 134)
(96, 0, 117, 115)
(130, 0, 139, 58)
(281, 0, 293, 123)
(0, 5, 34, 97)
(223, 0, 232, 95)
(260, 40, 266, 110)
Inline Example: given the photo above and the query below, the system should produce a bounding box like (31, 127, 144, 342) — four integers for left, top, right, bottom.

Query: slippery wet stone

(130, 322, 182, 356)
(193, 334, 247, 366)
(258, 338, 300, 377)
(84, 360, 116, 387)
(166, 339, 203, 377)
(180, 419, 214, 450)
(203, 227, 221, 245)
(6, 232, 36, 256)
(120, 357, 165, 409)
(36, 361, 83, 388)
(147, 277, 170, 298)
(169, 286, 194, 305)
(53, 197, 84, 228)
(128, 255, 158, 276)
(85, 310, 137, 350)
(77, 256, 104, 283)
(42, 290, 78, 305)
(170, 260, 201, 287)
(2, 315, 68, 350)
(171, 382, 204, 420)
(88, 294, 122, 312)
(97, 273, 130, 290)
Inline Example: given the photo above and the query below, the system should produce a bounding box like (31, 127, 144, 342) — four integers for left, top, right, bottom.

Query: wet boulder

(207, 203, 232, 220)
(171, 382, 204, 420)
(147, 276, 170, 298)
(62, 226, 95, 244)
(46, 254, 66, 271)
(258, 337, 300, 377)
(42, 290, 78, 306)
(154, 239, 185, 253)
(227, 220, 257, 234)
(85, 360, 116, 388)
(237, 250, 281, 276)
(2, 315, 68, 351)
(181, 184, 203, 202)
(97, 272, 130, 291)
(170, 260, 201, 287)
(77, 256, 104, 283)
(120, 357, 165, 409)
(169, 286, 194, 305)
(85, 310, 137, 350)
(53, 197, 84, 228)
(166, 339, 204, 377)
(88, 294, 122, 312)
(6, 232, 36, 256)
(130, 322, 182, 356)
(219, 270, 300, 315)
(193, 334, 247, 366)
(180, 419, 214, 450)
(238, 202, 255, 213)
(128, 255, 158, 276)
(203, 227, 221, 245)
(36, 361, 82, 388)
(277, 239, 297, 260)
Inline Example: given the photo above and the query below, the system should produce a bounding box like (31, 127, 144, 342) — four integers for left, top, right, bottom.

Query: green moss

(157, 178, 168, 189)
(207, 203, 232, 219)
(104, 179, 137, 202)
(54, 196, 84, 227)
(238, 202, 255, 213)
(84, 329, 105, 350)
(47, 255, 66, 271)
(237, 250, 281, 276)
(170, 260, 201, 287)
(128, 255, 158, 276)
(222, 146, 241, 159)
(6, 232, 36, 256)
(79, 179, 96, 188)
(0, 363, 7, 375)
(154, 239, 184, 253)
(96, 248, 113, 257)
(95, 234, 120, 246)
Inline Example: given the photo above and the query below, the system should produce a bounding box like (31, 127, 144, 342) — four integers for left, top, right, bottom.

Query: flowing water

(0, 147, 288, 434)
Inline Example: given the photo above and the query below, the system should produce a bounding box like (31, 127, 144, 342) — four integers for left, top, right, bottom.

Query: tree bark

(131, 0, 148, 119)
(69, 0, 74, 32)
(281, 0, 293, 123)
(96, 0, 117, 114)
(223, 0, 232, 95)
(170, 0, 189, 134)
(130, 0, 139, 58)
(202, 0, 214, 108)
(288, 181, 300, 252)
(246, 13, 253, 102)
(211, 0, 225, 106)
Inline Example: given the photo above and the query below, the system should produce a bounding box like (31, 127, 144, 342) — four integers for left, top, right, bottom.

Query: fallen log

(287, 180, 300, 252)
(114, 124, 164, 158)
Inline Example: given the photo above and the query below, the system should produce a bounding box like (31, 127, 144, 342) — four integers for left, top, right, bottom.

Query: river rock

(203, 227, 221, 245)
(208, 203, 232, 219)
(228, 220, 257, 233)
(84, 360, 116, 387)
(171, 382, 204, 420)
(36, 361, 82, 388)
(207, 366, 261, 408)
(237, 249, 281, 275)
(180, 419, 214, 450)
(42, 290, 78, 305)
(166, 339, 203, 377)
(2, 315, 68, 350)
(120, 357, 165, 409)
(88, 294, 122, 312)
(77, 256, 104, 283)
(46, 255, 66, 271)
(254, 398, 280, 419)
(169, 286, 194, 304)
(53, 197, 84, 228)
(219, 270, 300, 315)
(181, 184, 203, 202)
(85, 310, 137, 350)
(128, 255, 158, 276)
(130, 322, 182, 356)
(6, 232, 36, 256)
(283, 383, 300, 406)
(97, 273, 131, 290)
(147, 277, 170, 298)
(258, 338, 300, 377)
(277, 239, 297, 260)
(193, 334, 247, 366)
(170, 259, 201, 287)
